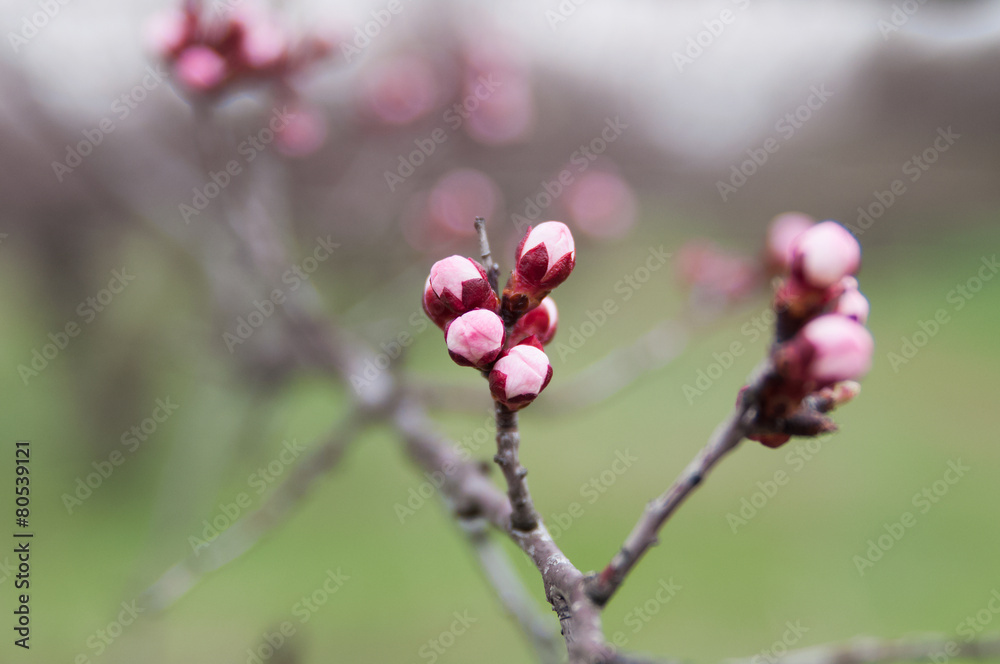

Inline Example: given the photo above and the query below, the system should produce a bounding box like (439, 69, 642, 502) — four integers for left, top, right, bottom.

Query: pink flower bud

(429, 169, 501, 236)
(461, 41, 535, 145)
(240, 20, 287, 69)
(766, 212, 814, 274)
(514, 221, 576, 290)
(144, 10, 190, 58)
(422, 277, 452, 330)
(795, 314, 874, 385)
(275, 106, 327, 157)
(175, 46, 228, 92)
(834, 286, 870, 325)
(566, 171, 637, 240)
(790, 221, 861, 289)
(445, 310, 505, 369)
(424, 256, 499, 329)
(464, 78, 535, 145)
(510, 297, 558, 346)
(361, 57, 439, 126)
(489, 344, 553, 410)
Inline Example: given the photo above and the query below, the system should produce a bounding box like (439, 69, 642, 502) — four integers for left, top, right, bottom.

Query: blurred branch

(142, 414, 367, 610)
(541, 318, 688, 412)
(459, 518, 563, 664)
(724, 636, 1000, 664)
(410, 317, 689, 414)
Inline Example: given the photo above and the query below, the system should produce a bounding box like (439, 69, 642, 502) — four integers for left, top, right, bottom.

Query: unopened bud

(509, 297, 558, 346)
(424, 255, 499, 329)
(489, 344, 553, 410)
(175, 45, 228, 91)
(445, 310, 505, 369)
(790, 221, 861, 289)
(778, 314, 874, 387)
(506, 221, 576, 302)
(834, 285, 870, 325)
(765, 212, 815, 275)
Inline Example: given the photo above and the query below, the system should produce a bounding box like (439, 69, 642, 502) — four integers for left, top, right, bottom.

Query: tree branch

(389, 396, 615, 663)
(459, 518, 564, 664)
(407, 318, 688, 414)
(476, 216, 501, 294)
(542, 319, 689, 412)
(585, 362, 769, 606)
(493, 402, 540, 531)
(724, 635, 1000, 664)
(142, 414, 367, 610)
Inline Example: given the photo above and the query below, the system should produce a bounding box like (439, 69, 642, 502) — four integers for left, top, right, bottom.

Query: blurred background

(1, 0, 999, 662)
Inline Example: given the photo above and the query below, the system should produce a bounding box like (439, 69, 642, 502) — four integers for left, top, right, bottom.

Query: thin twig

(585, 362, 769, 606)
(391, 396, 613, 664)
(493, 402, 540, 531)
(142, 415, 367, 610)
(542, 319, 688, 412)
(475, 216, 501, 294)
(459, 518, 564, 664)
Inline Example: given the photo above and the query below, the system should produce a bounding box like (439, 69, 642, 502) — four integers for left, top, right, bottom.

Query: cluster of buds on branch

(423, 222, 574, 410)
(147, 1, 332, 95)
(748, 219, 874, 447)
(146, 1, 331, 156)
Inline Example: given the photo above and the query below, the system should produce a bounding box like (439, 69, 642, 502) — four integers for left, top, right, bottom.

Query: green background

(2, 215, 998, 664)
